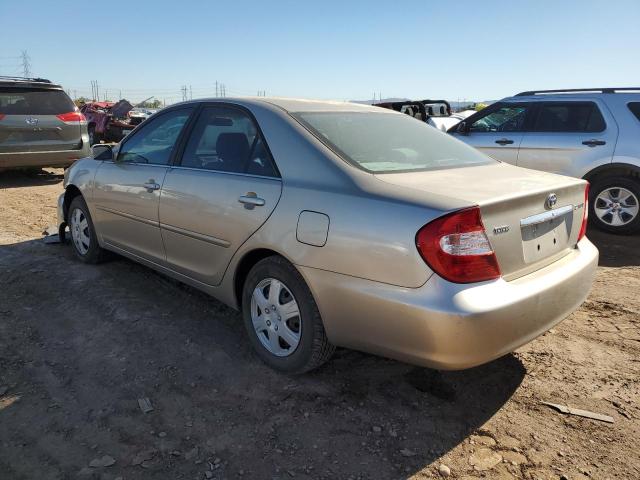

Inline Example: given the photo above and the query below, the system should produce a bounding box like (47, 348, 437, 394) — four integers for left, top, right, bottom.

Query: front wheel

(590, 177, 640, 235)
(68, 196, 107, 263)
(242, 256, 335, 374)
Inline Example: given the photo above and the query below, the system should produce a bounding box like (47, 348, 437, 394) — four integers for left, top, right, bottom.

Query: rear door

(0, 87, 81, 153)
(517, 100, 617, 176)
(159, 104, 282, 286)
(93, 106, 195, 262)
(451, 102, 532, 163)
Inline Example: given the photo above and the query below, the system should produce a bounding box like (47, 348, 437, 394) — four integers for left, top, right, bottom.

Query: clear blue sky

(1, 0, 638, 104)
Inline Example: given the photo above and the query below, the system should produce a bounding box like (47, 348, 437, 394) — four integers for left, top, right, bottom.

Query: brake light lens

(577, 182, 590, 242)
(416, 206, 501, 284)
(56, 111, 86, 124)
(0, 114, 5, 121)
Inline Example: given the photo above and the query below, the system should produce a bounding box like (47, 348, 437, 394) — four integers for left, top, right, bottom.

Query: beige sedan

(57, 98, 598, 373)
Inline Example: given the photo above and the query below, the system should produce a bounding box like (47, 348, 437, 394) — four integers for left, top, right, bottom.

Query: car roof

(0, 76, 62, 90)
(171, 97, 388, 114)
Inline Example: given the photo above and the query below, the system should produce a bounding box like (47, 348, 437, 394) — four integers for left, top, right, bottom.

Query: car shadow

(0, 237, 526, 479)
(587, 227, 640, 267)
(0, 168, 64, 189)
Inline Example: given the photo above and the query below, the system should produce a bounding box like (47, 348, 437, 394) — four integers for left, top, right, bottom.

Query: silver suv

(0, 76, 90, 170)
(451, 88, 640, 234)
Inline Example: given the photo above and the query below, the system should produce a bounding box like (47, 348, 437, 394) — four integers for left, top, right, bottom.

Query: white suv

(451, 88, 640, 234)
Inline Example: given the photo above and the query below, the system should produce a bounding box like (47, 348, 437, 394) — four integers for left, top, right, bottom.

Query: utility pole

(190, 85, 192, 100)
(20, 50, 31, 78)
(215, 81, 219, 97)
(181, 85, 187, 102)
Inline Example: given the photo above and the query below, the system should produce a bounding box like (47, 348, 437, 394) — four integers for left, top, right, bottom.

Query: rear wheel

(242, 256, 335, 374)
(68, 196, 107, 263)
(590, 177, 640, 234)
(88, 125, 101, 146)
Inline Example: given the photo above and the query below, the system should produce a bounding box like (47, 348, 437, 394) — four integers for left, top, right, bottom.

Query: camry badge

(25, 117, 39, 126)
(545, 193, 558, 209)
(493, 225, 510, 235)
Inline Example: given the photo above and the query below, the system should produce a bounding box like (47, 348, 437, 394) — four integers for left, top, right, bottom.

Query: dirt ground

(0, 168, 638, 480)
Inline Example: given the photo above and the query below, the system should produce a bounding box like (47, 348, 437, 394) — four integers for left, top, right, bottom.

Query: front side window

(533, 102, 605, 132)
(294, 111, 494, 173)
(179, 106, 278, 177)
(469, 105, 528, 133)
(117, 108, 193, 165)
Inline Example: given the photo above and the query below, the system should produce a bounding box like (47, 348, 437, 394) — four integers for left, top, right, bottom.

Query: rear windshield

(0, 88, 75, 115)
(293, 111, 493, 173)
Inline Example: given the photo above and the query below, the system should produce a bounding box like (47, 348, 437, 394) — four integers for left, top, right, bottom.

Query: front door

(93, 107, 194, 262)
(159, 105, 282, 285)
(452, 102, 531, 164)
(517, 100, 617, 176)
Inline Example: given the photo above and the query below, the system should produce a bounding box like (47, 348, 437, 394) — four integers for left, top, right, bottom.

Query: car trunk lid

(375, 162, 588, 281)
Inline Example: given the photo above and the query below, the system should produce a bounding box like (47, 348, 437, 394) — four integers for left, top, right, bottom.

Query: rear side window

(628, 102, 640, 122)
(0, 88, 75, 115)
(533, 102, 605, 133)
(179, 106, 278, 177)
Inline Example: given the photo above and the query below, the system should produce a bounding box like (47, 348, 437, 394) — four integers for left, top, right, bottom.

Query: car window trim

(173, 101, 281, 178)
(529, 100, 607, 134)
(168, 164, 282, 181)
(114, 105, 197, 165)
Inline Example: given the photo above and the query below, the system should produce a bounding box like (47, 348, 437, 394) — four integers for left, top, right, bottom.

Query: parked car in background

(374, 99, 463, 131)
(451, 88, 640, 234)
(58, 98, 597, 374)
(81, 99, 151, 145)
(0, 76, 89, 170)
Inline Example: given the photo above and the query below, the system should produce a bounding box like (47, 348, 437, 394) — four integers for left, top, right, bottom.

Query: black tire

(241, 256, 335, 374)
(88, 125, 101, 146)
(68, 196, 107, 263)
(589, 176, 640, 235)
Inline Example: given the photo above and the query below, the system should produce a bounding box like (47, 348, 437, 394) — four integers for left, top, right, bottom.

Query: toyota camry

(57, 98, 598, 373)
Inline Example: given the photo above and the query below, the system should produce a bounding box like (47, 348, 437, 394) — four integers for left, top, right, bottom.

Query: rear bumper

(299, 238, 598, 369)
(0, 147, 90, 169)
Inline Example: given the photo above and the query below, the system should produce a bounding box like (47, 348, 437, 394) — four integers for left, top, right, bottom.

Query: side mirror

(457, 121, 469, 135)
(91, 144, 113, 160)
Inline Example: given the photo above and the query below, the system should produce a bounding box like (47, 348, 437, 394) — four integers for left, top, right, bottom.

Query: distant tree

(138, 99, 163, 109)
(474, 103, 488, 111)
(74, 97, 90, 107)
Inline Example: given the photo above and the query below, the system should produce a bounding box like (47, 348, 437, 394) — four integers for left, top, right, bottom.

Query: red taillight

(577, 182, 590, 242)
(416, 206, 501, 284)
(0, 113, 5, 121)
(56, 111, 86, 124)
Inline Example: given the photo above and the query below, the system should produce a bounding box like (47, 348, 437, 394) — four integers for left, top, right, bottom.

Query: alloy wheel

(251, 277, 301, 357)
(70, 207, 91, 255)
(594, 187, 639, 227)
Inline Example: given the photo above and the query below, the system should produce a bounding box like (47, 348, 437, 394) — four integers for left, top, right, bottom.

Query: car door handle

(582, 139, 606, 147)
(143, 180, 160, 191)
(495, 138, 514, 145)
(239, 193, 265, 208)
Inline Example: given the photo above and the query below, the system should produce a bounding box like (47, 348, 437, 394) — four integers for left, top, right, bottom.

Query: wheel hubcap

(251, 278, 301, 357)
(70, 207, 91, 255)
(594, 187, 639, 227)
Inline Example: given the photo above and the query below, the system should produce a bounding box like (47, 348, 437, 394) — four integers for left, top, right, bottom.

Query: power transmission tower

(189, 85, 192, 100)
(215, 81, 219, 97)
(20, 50, 31, 78)
(181, 85, 187, 102)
